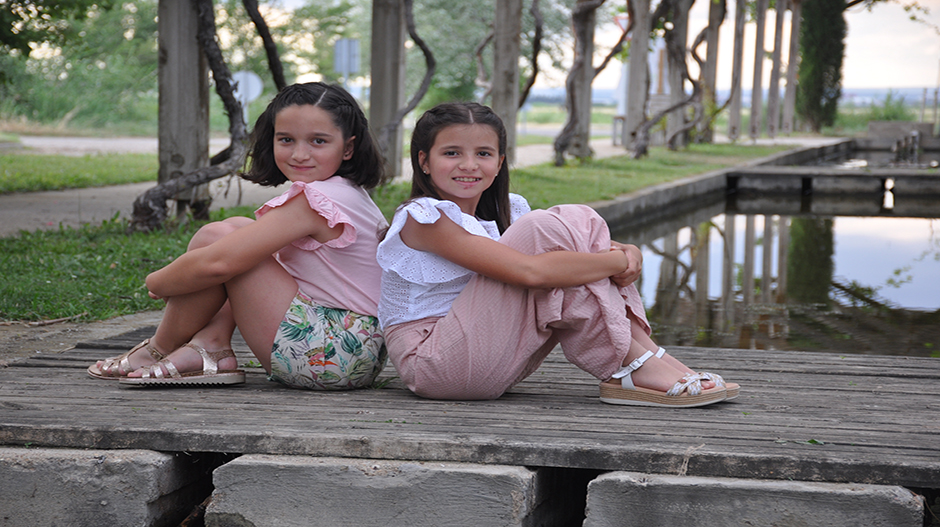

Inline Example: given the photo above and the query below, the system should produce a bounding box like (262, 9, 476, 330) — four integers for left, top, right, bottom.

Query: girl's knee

(188, 218, 253, 250)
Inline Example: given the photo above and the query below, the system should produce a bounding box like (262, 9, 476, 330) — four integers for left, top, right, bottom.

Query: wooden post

(762, 216, 774, 304)
(749, 0, 768, 140)
(667, 0, 692, 149)
(782, 0, 802, 135)
(570, 1, 596, 159)
(493, 0, 522, 164)
(728, 0, 746, 141)
(158, 0, 209, 217)
(776, 216, 789, 303)
(623, 0, 650, 149)
(766, 0, 787, 138)
(370, 0, 406, 180)
(701, 0, 725, 143)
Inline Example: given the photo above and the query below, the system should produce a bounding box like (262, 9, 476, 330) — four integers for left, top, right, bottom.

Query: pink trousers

(384, 204, 651, 400)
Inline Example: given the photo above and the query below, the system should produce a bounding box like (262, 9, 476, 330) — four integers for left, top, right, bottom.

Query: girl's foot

(87, 338, 168, 379)
(599, 350, 726, 407)
(121, 341, 244, 386)
(124, 340, 239, 379)
(653, 347, 739, 399)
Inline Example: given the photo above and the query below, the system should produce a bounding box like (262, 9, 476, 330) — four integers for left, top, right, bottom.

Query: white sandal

(119, 343, 245, 387)
(599, 350, 726, 407)
(654, 347, 740, 400)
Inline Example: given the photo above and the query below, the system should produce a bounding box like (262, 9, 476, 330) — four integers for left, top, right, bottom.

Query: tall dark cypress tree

(795, 0, 847, 132)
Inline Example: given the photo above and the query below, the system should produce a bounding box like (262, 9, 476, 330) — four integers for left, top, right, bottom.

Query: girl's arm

(399, 213, 628, 289)
(146, 194, 342, 298)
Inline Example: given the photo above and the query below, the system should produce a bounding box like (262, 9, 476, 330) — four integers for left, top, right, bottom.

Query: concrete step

(584, 471, 924, 527)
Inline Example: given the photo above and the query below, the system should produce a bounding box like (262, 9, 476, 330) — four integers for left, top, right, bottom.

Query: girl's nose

(291, 143, 312, 161)
(459, 157, 478, 171)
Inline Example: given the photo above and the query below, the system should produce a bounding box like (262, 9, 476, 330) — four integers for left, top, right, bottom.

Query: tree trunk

(748, 0, 768, 139)
(623, 0, 650, 150)
(728, 0, 746, 140)
(553, 0, 602, 165)
(766, 0, 787, 138)
(131, 0, 248, 231)
(493, 0, 523, 164)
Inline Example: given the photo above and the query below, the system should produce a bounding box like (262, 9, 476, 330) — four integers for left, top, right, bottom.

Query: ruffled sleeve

(255, 180, 356, 250)
(509, 193, 531, 222)
(377, 198, 489, 284)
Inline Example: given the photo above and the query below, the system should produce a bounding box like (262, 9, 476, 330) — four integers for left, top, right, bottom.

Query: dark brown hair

(241, 82, 385, 189)
(408, 102, 511, 233)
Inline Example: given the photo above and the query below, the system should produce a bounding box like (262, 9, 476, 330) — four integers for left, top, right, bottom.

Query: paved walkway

(0, 135, 628, 236)
(1, 132, 836, 237)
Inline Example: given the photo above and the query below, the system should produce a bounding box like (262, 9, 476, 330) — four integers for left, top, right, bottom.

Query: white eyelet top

(376, 194, 531, 329)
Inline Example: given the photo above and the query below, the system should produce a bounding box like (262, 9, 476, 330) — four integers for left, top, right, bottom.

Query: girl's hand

(609, 242, 642, 288)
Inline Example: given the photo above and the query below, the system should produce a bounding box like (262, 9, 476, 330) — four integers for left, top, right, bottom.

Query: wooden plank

(0, 328, 938, 489)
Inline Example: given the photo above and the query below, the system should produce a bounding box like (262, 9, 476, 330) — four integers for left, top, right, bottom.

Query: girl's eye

(478, 151, 492, 157)
(277, 137, 293, 144)
(443, 150, 459, 156)
(313, 138, 326, 145)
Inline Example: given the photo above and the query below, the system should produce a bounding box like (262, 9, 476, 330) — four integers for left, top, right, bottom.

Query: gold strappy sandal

(119, 342, 246, 387)
(87, 339, 166, 380)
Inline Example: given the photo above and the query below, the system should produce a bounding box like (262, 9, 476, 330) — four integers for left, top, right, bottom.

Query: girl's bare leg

(121, 218, 255, 376)
(627, 315, 718, 389)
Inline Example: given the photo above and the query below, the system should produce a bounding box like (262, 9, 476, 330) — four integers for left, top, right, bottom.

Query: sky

(589, 0, 940, 91)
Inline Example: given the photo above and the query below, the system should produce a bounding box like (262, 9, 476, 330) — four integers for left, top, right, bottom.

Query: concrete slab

(0, 447, 219, 527)
(206, 455, 550, 527)
(584, 471, 924, 527)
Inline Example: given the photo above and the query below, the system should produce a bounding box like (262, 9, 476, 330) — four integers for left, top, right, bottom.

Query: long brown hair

(409, 102, 512, 233)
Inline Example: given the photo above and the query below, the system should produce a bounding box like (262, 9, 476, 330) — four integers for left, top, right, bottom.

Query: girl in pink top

(88, 83, 388, 390)
(377, 102, 738, 407)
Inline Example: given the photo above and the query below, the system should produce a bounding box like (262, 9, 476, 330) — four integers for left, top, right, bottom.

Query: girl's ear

(418, 150, 429, 174)
(343, 136, 356, 160)
(497, 154, 505, 175)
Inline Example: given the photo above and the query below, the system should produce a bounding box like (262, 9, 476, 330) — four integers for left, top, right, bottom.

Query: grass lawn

(0, 142, 792, 322)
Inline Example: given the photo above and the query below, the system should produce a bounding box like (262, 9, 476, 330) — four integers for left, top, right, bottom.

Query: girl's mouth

(453, 177, 481, 183)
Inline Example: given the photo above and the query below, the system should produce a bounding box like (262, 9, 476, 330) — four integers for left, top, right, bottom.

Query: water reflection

(614, 200, 940, 358)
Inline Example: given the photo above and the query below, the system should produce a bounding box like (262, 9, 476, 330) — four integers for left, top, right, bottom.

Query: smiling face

(418, 123, 504, 215)
(273, 104, 355, 184)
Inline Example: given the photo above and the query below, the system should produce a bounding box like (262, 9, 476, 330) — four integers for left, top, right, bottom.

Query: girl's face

(273, 104, 354, 184)
(418, 123, 504, 215)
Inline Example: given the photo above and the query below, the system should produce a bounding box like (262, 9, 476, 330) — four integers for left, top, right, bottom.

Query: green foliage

(0, 153, 157, 194)
(1, 0, 116, 56)
(1, 1, 159, 128)
(796, 0, 846, 132)
(866, 90, 916, 121)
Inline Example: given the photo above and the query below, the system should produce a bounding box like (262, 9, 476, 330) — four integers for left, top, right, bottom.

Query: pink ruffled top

(256, 177, 388, 317)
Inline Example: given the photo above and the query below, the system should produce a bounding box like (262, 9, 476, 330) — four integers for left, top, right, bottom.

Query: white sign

(232, 70, 264, 126)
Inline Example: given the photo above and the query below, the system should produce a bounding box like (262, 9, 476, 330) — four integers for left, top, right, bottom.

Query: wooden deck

(1, 326, 938, 490)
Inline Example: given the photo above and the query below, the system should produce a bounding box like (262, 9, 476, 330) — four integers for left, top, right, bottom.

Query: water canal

(611, 154, 940, 359)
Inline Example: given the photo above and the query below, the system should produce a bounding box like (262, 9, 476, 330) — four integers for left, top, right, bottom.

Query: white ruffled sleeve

(509, 193, 531, 222)
(255, 181, 356, 250)
(377, 198, 481, 284)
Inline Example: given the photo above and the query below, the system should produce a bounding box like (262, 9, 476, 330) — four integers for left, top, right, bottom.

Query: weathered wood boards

(1, 327, 938, 488)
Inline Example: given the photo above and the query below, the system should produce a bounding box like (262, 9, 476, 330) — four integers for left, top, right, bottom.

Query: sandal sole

(599, 384, 726, 408)
(119, 371, 246, 387)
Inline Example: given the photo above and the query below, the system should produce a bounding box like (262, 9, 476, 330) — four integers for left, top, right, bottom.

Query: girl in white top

(89, 83, 388, 390)
(377, 102, 737, 407)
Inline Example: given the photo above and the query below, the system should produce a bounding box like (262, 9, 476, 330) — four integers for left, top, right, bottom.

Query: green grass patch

(1, 153, 158, 194)
(1, 142, 791, 322)
(509, 143, 789, 209)
(0, 216, 193, 321)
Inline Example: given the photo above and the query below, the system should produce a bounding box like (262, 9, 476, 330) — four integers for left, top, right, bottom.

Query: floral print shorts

(268, 291, 387, 390)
